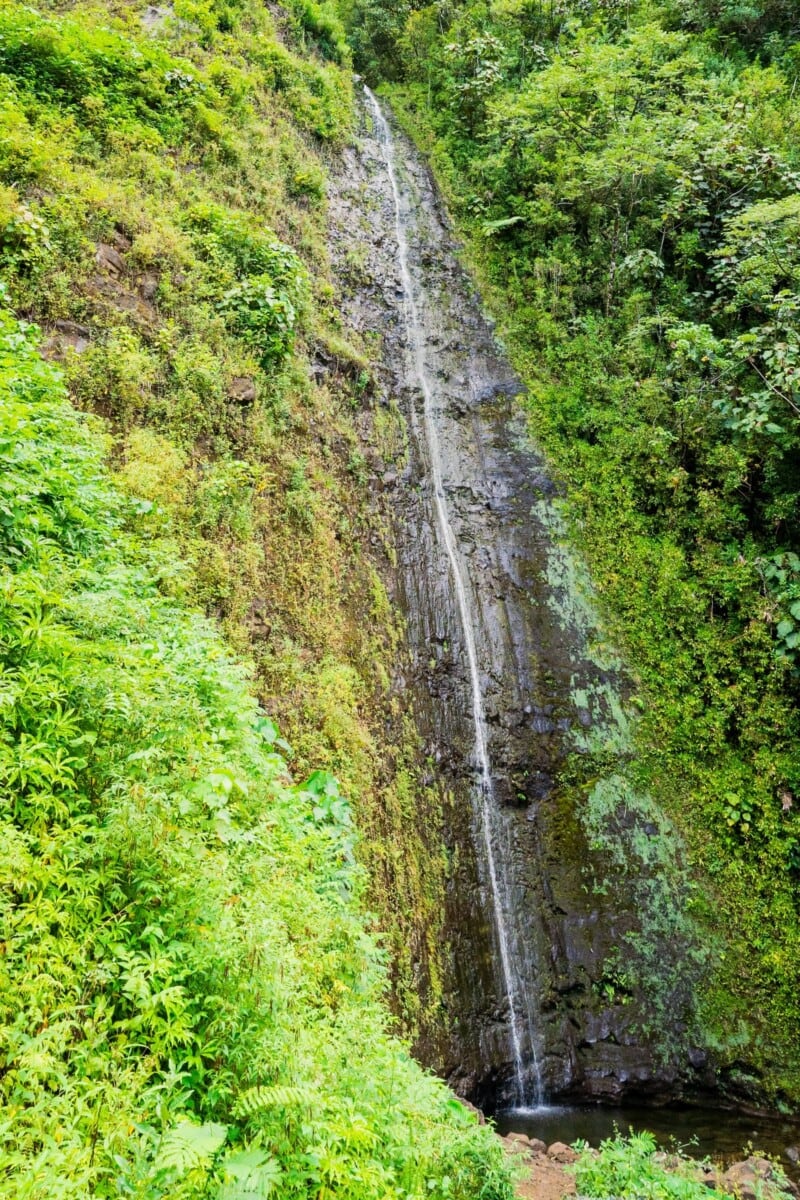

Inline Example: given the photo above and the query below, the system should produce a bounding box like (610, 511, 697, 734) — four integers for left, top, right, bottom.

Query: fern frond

(156, 1121, 228, 1175)
(235, 1084, 318, 1119)
(217, 1148, 282, 1198)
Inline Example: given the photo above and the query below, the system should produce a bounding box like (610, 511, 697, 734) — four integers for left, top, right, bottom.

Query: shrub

(574, 1131, 725, 1200)
(220, 274, 298, 367)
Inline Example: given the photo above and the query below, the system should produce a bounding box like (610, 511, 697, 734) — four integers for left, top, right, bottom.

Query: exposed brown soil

(500, 1136, 576, 1200)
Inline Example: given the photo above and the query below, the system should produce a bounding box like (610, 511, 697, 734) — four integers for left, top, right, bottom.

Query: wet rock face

(327, 97, 693, 1108)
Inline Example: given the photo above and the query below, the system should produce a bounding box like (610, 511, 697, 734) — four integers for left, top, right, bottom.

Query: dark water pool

(494, 1104, 800, 1180)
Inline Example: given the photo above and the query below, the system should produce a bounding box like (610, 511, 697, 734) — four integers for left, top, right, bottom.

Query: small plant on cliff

(220, 275, 299, 368)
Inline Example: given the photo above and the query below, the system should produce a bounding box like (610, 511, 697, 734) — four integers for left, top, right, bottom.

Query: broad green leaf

(217, 1148, 282, 1198)
(156, 1121, 228, 1175)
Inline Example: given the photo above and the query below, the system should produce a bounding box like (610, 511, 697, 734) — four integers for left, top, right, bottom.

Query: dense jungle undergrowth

(0, 0, 514, 1195)
(341, 0, 800, 1104)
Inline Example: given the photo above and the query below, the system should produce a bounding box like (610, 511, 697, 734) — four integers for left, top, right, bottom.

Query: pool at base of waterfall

(494, 1104, 800, 1180)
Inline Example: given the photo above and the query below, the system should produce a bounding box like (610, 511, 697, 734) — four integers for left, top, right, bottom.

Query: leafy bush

(220, 274, 298, 367)
(253, 40, 352, 139)
(186, 204, 306, 286)
(288, 0, 350, 63)
(573, 1131, 727, 1200)
(0, 186, 51, 270)
(0, 7, 205, 144)
(184, 203, 307, 367)
(761, 552, 800, 663)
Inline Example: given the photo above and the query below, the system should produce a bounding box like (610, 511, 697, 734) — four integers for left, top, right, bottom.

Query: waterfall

(364, 86, 544, 1108)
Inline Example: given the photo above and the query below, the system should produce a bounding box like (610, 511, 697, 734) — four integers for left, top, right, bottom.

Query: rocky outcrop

(328, 96, 718, 1108)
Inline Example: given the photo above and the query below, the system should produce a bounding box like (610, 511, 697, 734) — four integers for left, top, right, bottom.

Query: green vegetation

(574, 1131, 717, 1200)
(0, 301, 511, 1195)
(572, 1129, 798, 1200)
(0, 0, 512, 1194)
(4, 0, 800, 1186)
(341, 0, 800, 1099)
(573, 1131, 741, 1200)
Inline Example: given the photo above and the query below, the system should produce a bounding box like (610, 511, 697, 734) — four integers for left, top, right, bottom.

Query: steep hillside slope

(0, 1, 513, 1194)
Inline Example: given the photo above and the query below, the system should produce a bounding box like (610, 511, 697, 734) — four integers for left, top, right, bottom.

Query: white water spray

(364, 86, 543, 1106)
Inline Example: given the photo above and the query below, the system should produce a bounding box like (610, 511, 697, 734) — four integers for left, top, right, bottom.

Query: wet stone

(721, 1158, 784, 1200)
(142, 3, 173, 29)
(328, 90, 693, 1111)
(228, 376, 256, 405)
(53, 320, 91, 353)
(139, 274, 159, 301)
(96, 242, 125, 274)
(547, 1142, 578, 1164)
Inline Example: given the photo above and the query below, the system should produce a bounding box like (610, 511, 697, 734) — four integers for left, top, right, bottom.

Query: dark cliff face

(328, 96, 712, 1110)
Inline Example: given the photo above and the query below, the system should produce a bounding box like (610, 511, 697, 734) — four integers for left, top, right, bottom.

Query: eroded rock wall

(328, 95, 708, 1108)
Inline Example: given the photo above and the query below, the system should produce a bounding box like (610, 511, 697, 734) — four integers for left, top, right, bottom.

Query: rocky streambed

(326, 92, 764, 1111)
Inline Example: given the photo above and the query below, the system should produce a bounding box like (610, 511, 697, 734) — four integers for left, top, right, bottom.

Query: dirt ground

(500, 1135, 576, 1200)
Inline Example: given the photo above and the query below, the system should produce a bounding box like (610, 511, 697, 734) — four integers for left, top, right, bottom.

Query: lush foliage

(0, 300, 512, 1197)
(349, 0, 800, 1099)
(0, 0, 512, 1194)
(573, 1131, 724, 1200)
(0, 0, 455, 1042)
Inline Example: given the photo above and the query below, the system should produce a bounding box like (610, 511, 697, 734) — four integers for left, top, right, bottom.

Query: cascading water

(364, 86, 544, 1107)
(330, 79, 735, 1121)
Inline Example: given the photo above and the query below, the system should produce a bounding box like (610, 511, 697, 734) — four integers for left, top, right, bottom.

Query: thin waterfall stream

(325, 86, 800, 1176)
(328, 88, 709, 1114)
(364, 86, 542, 1107)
